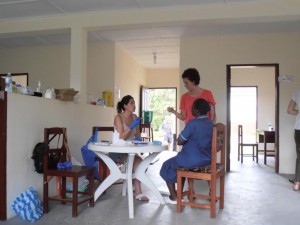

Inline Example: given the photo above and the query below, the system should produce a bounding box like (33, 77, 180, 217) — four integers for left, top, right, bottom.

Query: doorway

(139, 86, 177, 149)
(226, 64, 279, 173)
(230, 86, 258, 162)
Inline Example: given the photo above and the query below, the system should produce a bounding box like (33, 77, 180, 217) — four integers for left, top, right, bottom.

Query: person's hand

(129, 117, 140, 130)
(167, 107, 174, 113)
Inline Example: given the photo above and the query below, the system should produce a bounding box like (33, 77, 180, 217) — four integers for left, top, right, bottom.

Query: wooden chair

(176, 123, 226, 218)
(92, 126, 114, 182)
(43, 127, 95, 217)
(238, 125, 258, 163)
(140, 123, 153, 142)
(92, 126, 125, 186)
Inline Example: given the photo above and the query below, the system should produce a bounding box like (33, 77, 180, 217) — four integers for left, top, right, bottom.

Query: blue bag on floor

(11, 187, 43, 223)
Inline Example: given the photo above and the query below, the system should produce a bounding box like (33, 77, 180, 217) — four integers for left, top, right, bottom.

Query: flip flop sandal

(134, 194, 149, 202)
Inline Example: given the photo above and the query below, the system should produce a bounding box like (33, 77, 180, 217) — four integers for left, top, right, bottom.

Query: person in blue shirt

(160, 98, 213, 204)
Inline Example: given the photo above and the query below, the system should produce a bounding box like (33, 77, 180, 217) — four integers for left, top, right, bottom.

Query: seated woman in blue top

(160, 98, 213, 204)
(111, 95, 149, 201)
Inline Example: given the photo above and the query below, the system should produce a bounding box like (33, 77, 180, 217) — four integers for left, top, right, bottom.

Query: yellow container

(102, 90, 113, 107)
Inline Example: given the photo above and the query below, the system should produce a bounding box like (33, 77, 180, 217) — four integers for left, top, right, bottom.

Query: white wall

(114, 43, 147, 117)
(180, 33, 300, 174)
(87, 42, 115, 100)
(6, 92, 114, 219)
(146, 68, 179, 88)
(0, 46, 70, 91)
(0, 43, 118, 105)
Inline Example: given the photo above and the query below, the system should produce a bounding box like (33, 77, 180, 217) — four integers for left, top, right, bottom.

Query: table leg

(127, 154, 135, 219)
(94, 152, 124, 201)
(134, 152, 165, 204)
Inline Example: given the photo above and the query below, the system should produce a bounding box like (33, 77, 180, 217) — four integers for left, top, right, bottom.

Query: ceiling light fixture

(153, 52, 157, 64)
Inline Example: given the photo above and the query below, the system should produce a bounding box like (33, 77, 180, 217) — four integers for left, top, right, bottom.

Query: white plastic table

(88, 142, 167, 219)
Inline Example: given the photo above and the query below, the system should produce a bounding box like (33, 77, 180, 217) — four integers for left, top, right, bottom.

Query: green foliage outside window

(148, 88, 176, 131)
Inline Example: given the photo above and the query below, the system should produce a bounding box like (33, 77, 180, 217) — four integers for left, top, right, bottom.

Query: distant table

(88, 142, 167, 219)
(257, 130, 275, 164)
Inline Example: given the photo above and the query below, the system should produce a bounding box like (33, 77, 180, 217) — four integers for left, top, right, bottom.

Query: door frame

(226, 63, 279, 173)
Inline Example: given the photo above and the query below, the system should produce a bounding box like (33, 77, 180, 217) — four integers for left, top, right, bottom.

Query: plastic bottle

(115, 86, 121, 99)
(112, 131, 120, 144)
(5, 73, 12, 93)
(36, 81, 41, 92)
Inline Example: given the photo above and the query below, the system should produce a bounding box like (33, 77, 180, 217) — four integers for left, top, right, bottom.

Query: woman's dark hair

(117, 95, 133, 114)
(182, 68, 200, 85)
(192, 98, 210, 116)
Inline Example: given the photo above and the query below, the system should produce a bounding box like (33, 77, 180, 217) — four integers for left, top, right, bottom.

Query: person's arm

(177, 136, 187, 146)
(205, 90, 216, 123)
(133, 115, 141, 138)
(209, 103, 216, 123)
(287, 99, 298, 115)
(167, 107, 186, 121)
(176, 122, 192, 145)
(114, 115, 133, 140)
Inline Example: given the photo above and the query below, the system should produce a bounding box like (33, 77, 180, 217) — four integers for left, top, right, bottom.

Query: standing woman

(112, 95, 149, 201)
(167, 68, 216, 124)
(287, 89, 300, 190)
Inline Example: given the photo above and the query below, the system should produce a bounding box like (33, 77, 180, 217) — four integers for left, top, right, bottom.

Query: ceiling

(0, 0, 300, 68)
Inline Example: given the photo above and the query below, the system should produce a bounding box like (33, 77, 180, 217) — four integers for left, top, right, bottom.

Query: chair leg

(176, 172, 183, 213)
(88, 173, 95, 208)
(72, 177, 78, 217)
(256, 145, 258, 163)
(188, 178, 194, 202)
(241, 146, 243, 163)
(43, 175, 49, 213)
(210, 179, 216, 218)
(181, 177, 186, 192)
(264, 142, 267, 165)
(100, 160, 110, 182)
(219, 176, 225, 209)
(61, 177, 66, 204)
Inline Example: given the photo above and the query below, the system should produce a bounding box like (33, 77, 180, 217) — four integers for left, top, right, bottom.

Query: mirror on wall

(0, 73, 28, 91)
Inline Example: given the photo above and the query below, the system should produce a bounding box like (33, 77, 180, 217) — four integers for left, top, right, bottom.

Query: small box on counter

(54, 88, 78, 101)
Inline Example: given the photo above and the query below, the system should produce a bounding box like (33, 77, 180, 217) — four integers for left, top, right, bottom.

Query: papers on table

(94, 141, 111, 146)
(131, 141, 148, 145)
